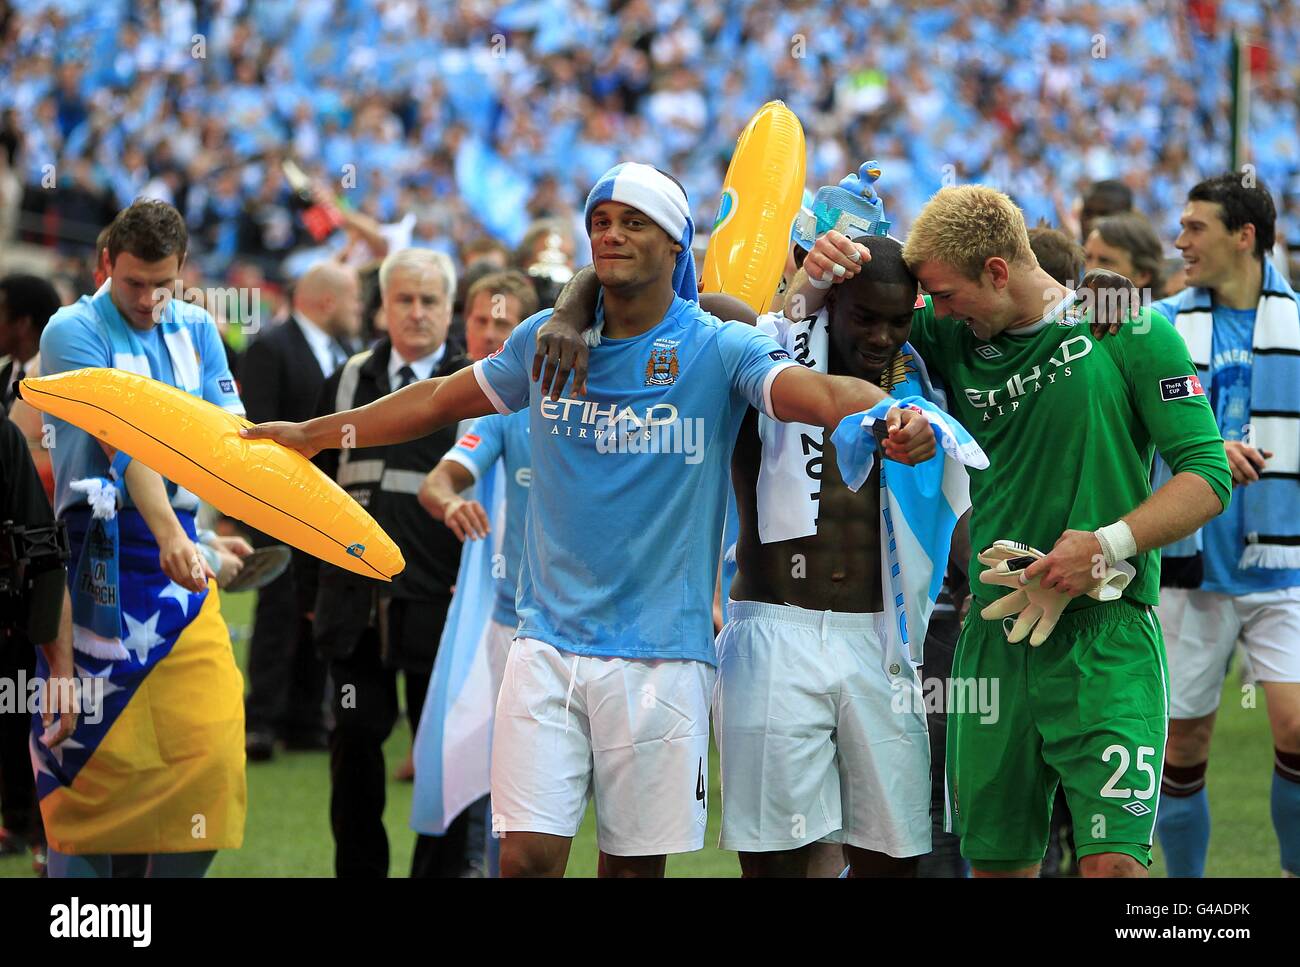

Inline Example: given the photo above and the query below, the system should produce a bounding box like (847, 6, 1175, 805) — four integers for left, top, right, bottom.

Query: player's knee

(1269, 712, 1300, 755)
(499, 839, 564, 878)
(1165, 716, 1214, 764)
(739, 849, 809, 878)
(1078, 852, 1145, 878)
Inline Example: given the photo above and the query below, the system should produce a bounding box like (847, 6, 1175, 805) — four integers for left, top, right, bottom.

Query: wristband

(1094, 520, 1137, 566)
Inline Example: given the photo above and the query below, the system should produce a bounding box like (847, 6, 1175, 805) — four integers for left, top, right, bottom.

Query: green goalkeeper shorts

(945, 598, 1169, 871)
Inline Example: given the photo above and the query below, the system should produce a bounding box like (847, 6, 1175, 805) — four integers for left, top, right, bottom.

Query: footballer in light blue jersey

(443, 409, 533, 627)
(40, 284, 244, 517)
(473, 297, 796, 665)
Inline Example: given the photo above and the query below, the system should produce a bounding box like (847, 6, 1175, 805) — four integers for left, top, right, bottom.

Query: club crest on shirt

(1159, 374, 1205, 402)
(881, 351, 916, 393)
(645, 340, 679, 386)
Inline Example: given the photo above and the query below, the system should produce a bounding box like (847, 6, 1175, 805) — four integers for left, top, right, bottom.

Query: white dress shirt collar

(388, 342, 446, 387)
(294, 312, 341, 375)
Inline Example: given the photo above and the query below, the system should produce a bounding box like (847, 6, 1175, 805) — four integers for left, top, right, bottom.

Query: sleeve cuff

(761, 360, 801, 420)
(442, 449, 482, 483)
(473, 360, 513, 416)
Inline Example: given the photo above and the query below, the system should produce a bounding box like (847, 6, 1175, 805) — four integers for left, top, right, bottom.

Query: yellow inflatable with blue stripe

(699, 101, 806, 314)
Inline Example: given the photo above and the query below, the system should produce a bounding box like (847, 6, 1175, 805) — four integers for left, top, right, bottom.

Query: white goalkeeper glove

(977, 540, 1136, 646)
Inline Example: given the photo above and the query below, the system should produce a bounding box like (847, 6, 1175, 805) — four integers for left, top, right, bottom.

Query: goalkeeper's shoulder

(1096, 305, 1193, 371)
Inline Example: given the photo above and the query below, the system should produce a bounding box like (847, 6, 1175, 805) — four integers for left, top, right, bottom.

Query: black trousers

(917, 608, 968, 878)
(328, 622, 471, 878)
(244, 538, 327, 741)
(0, 631, 42, 845)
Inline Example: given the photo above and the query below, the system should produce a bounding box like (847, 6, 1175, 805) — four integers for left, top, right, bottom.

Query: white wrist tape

(809, 274, 833, 290)
(1094, 520, 1137, 566)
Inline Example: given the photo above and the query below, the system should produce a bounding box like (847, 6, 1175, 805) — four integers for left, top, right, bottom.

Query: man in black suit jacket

(240, 261, 362, 761)
(309, 249, 470, 877)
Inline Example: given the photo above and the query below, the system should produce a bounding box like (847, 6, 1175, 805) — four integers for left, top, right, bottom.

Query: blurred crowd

(2, 0, 1300, 298)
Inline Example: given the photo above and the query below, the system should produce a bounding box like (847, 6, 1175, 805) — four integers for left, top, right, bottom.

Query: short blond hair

(903, 185, 1034, 280)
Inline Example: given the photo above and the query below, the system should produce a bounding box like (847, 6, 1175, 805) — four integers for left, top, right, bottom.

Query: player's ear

(985, 257, 1010, 289)
(671, 241, 683, 254)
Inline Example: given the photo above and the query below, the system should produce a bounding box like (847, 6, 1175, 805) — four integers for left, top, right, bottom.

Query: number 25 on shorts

(1099, 744, 1157, 801)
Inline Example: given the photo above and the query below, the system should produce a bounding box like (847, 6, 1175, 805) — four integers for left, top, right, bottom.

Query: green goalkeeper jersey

(909, 292, 1232, 610)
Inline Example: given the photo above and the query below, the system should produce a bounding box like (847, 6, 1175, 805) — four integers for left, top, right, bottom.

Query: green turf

(0, 590, 1283, 878)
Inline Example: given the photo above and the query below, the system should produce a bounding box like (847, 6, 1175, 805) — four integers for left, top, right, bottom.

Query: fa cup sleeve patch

(1158, 374, 1205, 402)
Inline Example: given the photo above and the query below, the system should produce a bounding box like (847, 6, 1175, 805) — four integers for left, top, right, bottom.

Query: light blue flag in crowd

(830, 349, 988, 666)
(411, 460, 507, 837)
(454, 135, 532, 248)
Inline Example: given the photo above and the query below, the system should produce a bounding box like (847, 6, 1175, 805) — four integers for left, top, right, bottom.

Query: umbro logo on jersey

(1122, 800, 1152, 817)
(1159, 374, 1205, 402)
(974, 344, 1002, 360)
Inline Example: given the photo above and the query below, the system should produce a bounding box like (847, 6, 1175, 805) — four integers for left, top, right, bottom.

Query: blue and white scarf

(1156, 259, 1300, 570)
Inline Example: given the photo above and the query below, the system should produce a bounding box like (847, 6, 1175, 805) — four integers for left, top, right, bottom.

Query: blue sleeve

(39, 309, 111, 376)
(196, 317, 245, 415)
(1148, 297, 1178, 324)
(713, 319, 796, 417)
(472, 309, 547, 414)
(445, 414, 506, 481)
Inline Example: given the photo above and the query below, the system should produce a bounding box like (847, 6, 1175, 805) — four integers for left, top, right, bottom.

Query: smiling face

(109, 251, 184, 330)
(1175, 200, 1253, 290)
(914, 258, 1012, 341)
(827, 278, 916, 382)
(588, 201, 680, 293)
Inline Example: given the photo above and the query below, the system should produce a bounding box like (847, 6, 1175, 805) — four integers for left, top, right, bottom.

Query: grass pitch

(0, 588, 1282, 878)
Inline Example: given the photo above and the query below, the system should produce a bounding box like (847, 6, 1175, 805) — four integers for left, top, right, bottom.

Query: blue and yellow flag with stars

(31, 506, 246, 855)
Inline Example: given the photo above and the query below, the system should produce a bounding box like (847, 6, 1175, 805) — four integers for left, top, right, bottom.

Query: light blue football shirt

(473, 296, 796, 664)
(39, 285, 245, 518)
(444, 409, 532, 627)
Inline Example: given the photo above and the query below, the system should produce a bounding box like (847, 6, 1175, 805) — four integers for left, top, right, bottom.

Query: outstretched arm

(240, 365, 495, 457)
(768, 366, 935, 464)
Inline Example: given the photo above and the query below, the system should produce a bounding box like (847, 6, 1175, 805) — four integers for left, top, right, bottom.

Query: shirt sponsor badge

(458, 433, 482, 450)
(219, 378, 235, 393)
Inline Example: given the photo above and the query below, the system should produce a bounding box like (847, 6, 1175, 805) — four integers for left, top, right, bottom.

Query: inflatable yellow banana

(700, 101, 806, 314)
(20, 368, 404, 581)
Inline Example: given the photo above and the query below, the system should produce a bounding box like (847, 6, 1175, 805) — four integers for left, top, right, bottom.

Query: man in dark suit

(310, 249, 469, 876)
(240, 260, 362, 761)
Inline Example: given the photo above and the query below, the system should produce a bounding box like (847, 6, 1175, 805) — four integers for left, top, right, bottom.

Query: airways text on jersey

(962, 334, 1094, 422)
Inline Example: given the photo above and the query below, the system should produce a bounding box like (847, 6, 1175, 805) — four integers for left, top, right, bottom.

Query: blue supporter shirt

(39, 284, 245, 518)
(473, 297, 796, 664)
(1151, 298, 1300, 595)
(444, 410, 532, 627)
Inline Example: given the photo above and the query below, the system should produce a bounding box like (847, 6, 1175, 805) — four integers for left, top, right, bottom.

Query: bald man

(241, 260, 362, 761)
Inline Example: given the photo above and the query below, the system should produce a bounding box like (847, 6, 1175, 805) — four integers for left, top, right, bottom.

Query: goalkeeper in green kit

(787, 185, 1231, 877)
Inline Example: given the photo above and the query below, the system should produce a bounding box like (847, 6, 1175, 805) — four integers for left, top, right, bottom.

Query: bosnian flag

(410, 460, 507, 836)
